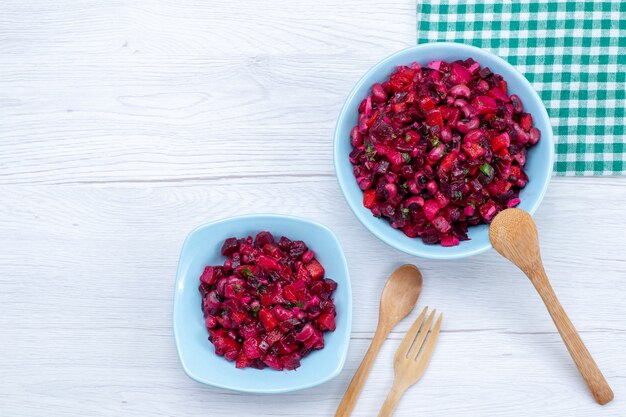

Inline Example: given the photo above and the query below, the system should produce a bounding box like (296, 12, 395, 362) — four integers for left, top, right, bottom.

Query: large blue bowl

(173, 215, 352, 393)
(334, 43, 554, 259)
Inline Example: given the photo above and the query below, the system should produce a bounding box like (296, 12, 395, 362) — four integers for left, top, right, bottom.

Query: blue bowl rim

(173, 213, 353, 393)
(333, 42, 554, 260)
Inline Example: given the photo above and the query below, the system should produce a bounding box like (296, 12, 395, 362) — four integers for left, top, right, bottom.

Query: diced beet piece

(303, 327, 324, 350)
(317, 312, 336, 331)
(441, 236, 460, 246)
(223, 277, 246, 299)
(296, 323, 315, 342)
(479, 201, 498, 222)
(202, 291, 221, 315)
(472, 96, 497, 115)
(520, 114, 533, 131)
(240, 323, 261, 340)
(462, 141, 487, 160)
(450, 63, 472, 84)
(363, 189, 377, 209)
(256, 255, 280, 271)
(283, 280, 307, 303)
(258, 283, 282, 306)
(324, 278, 338, 292)
(258, 309, 278, 331)
(304, 259, 325, 280)
(276, 331, 299, 355)
(277, 236, 292, 251)
(200, 266, 219, 286)
(221, 237, 239, 257)
(216, 337, 240, 359)
(426, 108, 444, 127)
(438, 152, 457, 174)
(423, 199, 440, 222)
(296, 265, 312, 282)
(224, 349, 239, 362)
(487, 87, 510, 103)
(264, 328, 283, 347)
(279, 318, 302, 333)
(288, 241, 308, 259)
(302, 250, 315, 264)
(262, 354, 284, 371)
(235, 351, 251, 369)
(432, 215, 451, 234)
(491, 132, 510, 151)
(230, 253, 241, 269)
(205, 315, 218, 329)
(254, 231, 275, 248)
(281, 352, 302, 370)
(507, 198, 521, 208)
(419, 95, 436, 112)
(272, 305, 294, 321)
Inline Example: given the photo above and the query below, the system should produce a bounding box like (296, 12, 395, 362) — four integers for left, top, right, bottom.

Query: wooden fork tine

(408, 309, 436, 359)
(415, 313, 443, 368)
(394, 307, 428, 360)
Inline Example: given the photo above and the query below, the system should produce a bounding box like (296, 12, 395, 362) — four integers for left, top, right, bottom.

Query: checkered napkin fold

(417, 0, 625, 175)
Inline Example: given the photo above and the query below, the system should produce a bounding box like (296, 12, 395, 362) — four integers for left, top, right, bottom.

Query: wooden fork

(378, 307, 443, 417)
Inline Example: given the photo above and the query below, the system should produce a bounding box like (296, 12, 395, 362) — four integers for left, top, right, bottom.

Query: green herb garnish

(401, 153, 411, 163)
(479, 163, 493, 176)
(286, 301, 305, 309)
(241, 267, 253, 277)
(366, 143, 376, 161)
(430, 137, 440, 147)
(402, 208, 410, 219)
(251, 306, 260, 317)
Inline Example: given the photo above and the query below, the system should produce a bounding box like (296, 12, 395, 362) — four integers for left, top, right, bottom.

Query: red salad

(349, 58, 540, 246)
(199, 232, 338, 370)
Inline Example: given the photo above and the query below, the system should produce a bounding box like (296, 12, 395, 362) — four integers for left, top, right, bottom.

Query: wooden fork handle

(377, 382, 406, 417)
(335, 326, 390, 417)
(529, 268, 614, 405)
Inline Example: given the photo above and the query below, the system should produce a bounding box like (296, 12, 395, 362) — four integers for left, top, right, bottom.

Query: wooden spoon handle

(530, 268, 614, 405)
(377, 382, 406, 417)
(335, 326, 389, 417)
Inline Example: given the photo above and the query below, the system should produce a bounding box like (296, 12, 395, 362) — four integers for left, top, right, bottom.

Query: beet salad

(199, 232, 338, 371)
(349, 58, 540, 246)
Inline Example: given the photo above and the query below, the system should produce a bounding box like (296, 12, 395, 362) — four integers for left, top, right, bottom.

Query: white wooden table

(1, 1, 624, 415)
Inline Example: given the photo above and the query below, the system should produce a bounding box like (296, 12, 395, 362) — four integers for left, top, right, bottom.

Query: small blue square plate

(173, 214, 352, 393)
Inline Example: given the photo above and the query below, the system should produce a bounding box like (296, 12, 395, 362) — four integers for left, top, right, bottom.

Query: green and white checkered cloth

(417, 0, 626, 175)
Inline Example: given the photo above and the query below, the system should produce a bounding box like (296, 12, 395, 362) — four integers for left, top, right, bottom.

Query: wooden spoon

(490, 208, 614, 405)
(335, 264, 423, 417)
